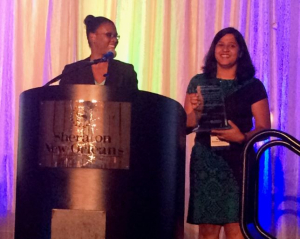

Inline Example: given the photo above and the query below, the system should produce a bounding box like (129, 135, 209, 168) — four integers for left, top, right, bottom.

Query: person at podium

(184, 27, 271, 239)
(59, 15, 138, 89)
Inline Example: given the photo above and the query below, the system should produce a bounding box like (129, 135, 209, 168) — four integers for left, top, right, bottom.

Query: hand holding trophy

(190, 86, 204, 112)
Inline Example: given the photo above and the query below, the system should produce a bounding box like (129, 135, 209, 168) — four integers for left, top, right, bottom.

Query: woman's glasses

(103, 32, 120, 40)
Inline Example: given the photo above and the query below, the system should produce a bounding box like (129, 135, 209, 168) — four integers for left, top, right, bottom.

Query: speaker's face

(90, 22, 119, 57)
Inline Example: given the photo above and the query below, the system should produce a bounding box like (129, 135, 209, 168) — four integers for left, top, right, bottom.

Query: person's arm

(184, 86, 204, 128)
(244, 98, 271, 141)
(211, 98, 271, 144)
(127, 64, 138, 90)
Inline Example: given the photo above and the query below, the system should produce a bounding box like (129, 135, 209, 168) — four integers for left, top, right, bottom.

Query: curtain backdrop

(0, 0, 299, 238)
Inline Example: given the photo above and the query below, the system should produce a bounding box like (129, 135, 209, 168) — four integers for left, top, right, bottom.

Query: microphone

(91, 50, 116, 64)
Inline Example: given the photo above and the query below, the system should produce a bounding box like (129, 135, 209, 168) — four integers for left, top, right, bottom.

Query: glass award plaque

(192, 83, 230, 132)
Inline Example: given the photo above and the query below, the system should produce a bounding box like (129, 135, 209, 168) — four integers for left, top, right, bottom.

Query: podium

(15, 85, 186, 239)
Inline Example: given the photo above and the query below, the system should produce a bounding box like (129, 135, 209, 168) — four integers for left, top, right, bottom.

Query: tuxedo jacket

(59, 57, 138, 89)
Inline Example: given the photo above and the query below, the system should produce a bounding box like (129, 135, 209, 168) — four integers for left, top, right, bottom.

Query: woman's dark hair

(84, 15, 115, 45)
(202, 27, 255, 81)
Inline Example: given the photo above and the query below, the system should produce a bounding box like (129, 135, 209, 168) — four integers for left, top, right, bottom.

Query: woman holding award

(184, 27, 270, 239)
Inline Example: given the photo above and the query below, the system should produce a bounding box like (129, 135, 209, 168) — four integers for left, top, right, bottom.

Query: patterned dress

(187, 73, 268, 224)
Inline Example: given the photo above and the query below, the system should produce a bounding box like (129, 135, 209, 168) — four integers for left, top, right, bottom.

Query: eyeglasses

(102, 32, 120, 40)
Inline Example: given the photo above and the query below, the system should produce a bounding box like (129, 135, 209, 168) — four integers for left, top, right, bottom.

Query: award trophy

(193, 83, 230, 133)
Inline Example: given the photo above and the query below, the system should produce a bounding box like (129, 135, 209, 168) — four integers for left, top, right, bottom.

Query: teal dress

(187, 74, 268, 224)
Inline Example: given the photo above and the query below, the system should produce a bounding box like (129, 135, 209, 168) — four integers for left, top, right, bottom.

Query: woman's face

(90, 22, 119, 56)
(214, 34, 240, 69)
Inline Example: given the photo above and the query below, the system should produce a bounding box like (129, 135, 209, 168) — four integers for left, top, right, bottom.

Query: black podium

(15, 85, 186, 239)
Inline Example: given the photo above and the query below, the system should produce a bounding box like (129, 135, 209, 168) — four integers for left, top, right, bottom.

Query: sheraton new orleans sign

(39, 100, 131, 169)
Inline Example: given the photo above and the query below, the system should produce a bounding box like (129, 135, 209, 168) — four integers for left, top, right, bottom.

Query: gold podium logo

(39, 100, 131, 169)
